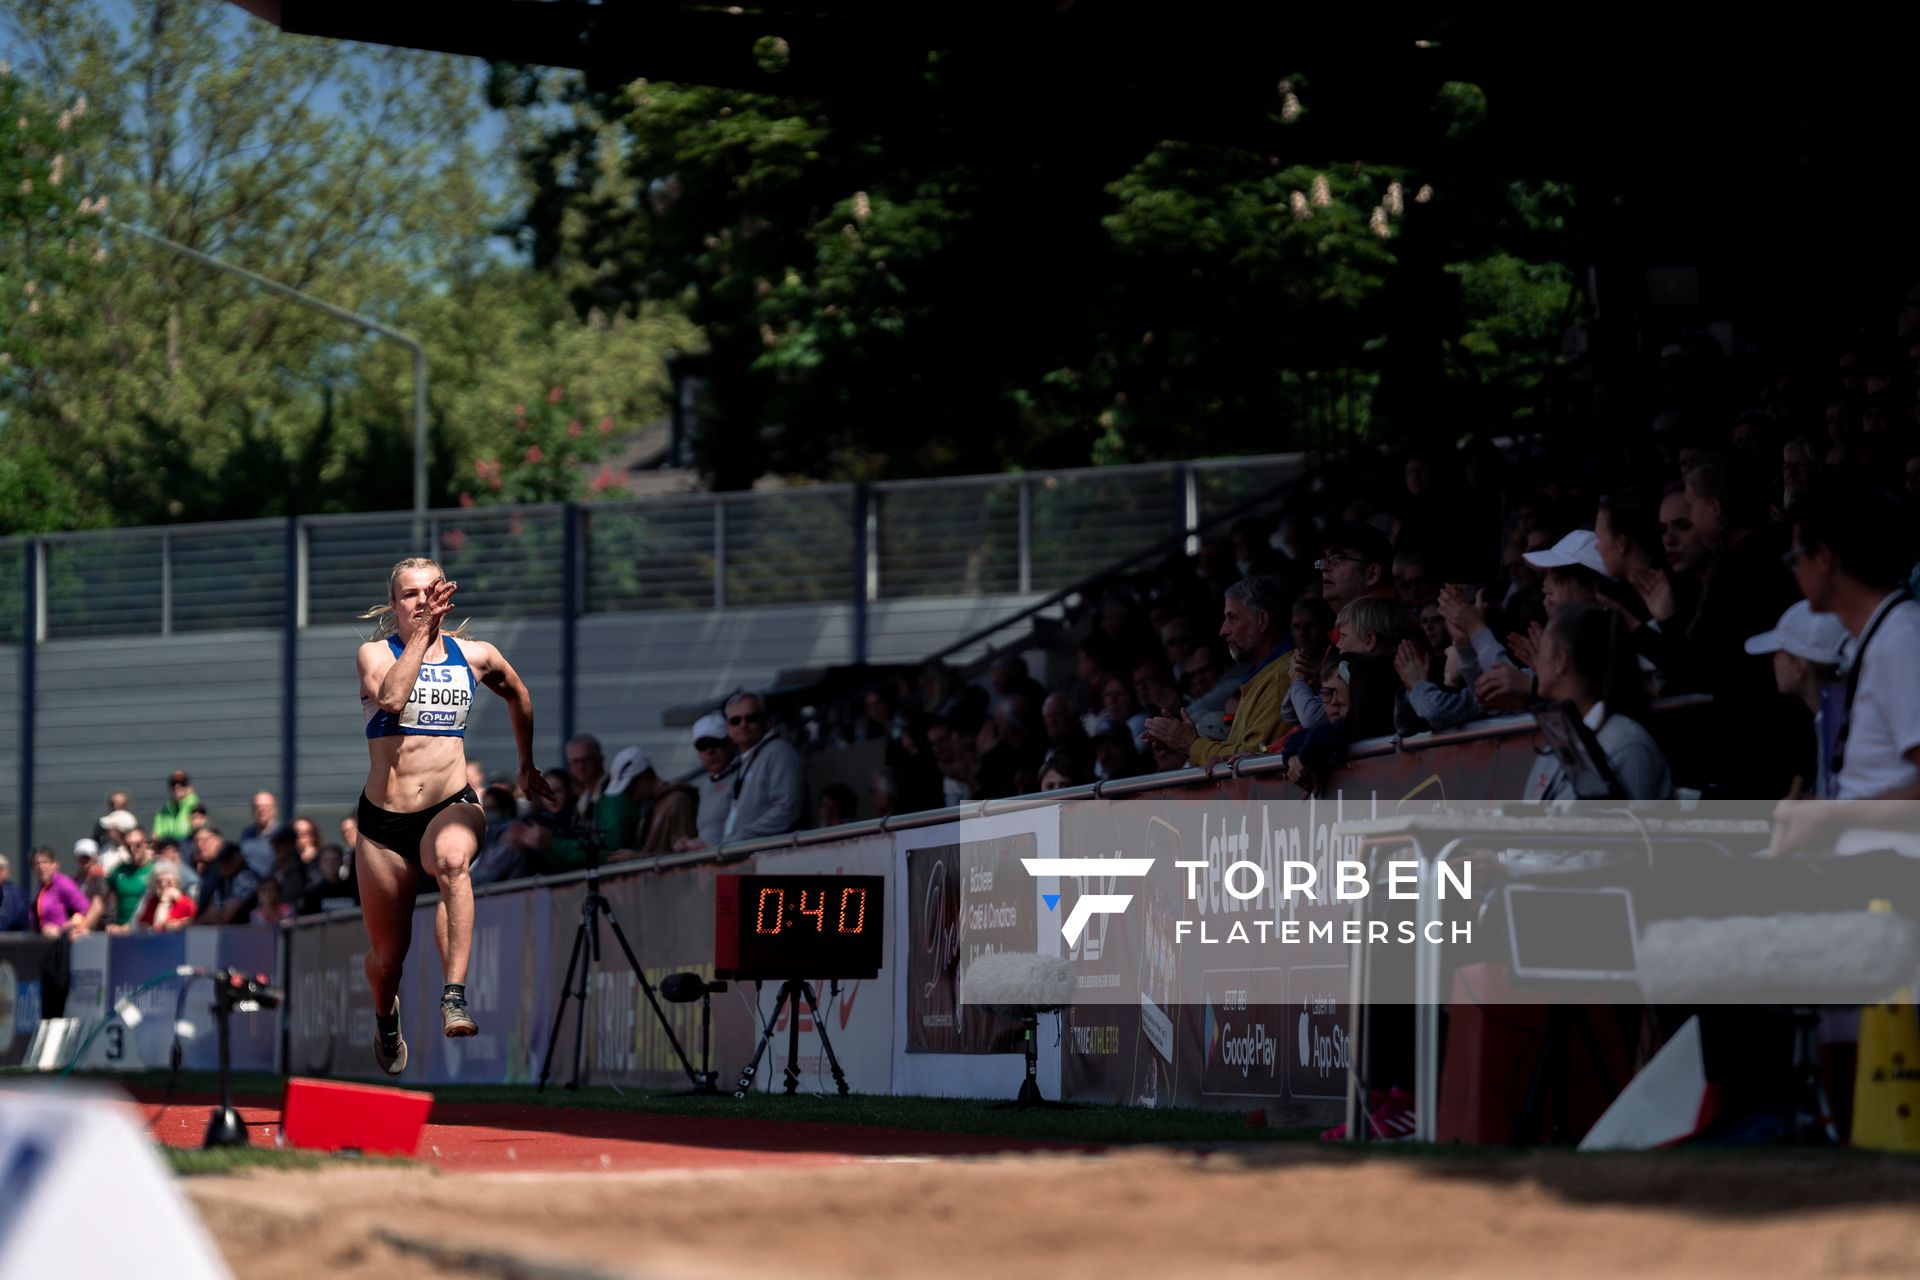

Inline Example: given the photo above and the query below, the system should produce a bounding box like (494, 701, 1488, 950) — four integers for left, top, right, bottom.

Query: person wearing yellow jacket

(1142, 577, 1293, 766)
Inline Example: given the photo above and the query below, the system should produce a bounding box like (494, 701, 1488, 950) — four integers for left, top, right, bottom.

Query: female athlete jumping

(357, 557, 552, 1074)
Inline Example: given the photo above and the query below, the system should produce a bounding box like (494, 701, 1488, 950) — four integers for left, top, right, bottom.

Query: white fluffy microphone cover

(961, 951, 1076, 1013)
(1637, 911, 1919, 1004)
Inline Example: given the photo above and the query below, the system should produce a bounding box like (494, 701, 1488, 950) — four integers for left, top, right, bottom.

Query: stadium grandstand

(2, 4, 1918, 1277)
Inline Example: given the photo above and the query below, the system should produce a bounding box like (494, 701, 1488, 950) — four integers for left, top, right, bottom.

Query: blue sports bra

(363, 635, 474, 739)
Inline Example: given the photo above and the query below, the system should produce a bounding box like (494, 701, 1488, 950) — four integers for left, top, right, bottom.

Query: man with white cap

(544, 743, 642, 866)
(603, 746, 701, 856)
(601, 746, 655, 850)
(1522, 530, 1609, 612)
(95, 791, 138, 855)
(675, 712, 739, 852)
(1745, 601, 1852, 798)
(1470, 530, 1611, 708)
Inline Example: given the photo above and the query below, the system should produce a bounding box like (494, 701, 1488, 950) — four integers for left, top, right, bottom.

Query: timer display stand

(539, 826, 706, 1093)
(714, 873, 885, 1098)
(732, 976, 857, 1098)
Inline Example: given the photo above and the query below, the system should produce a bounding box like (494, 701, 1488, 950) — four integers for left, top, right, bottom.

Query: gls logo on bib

(404, 663, 472, 731)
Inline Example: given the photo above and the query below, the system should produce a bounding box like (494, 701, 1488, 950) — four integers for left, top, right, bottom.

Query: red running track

(136, 1091, 1081, 1173)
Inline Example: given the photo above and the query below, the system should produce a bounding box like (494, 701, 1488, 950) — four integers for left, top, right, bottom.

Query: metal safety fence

(0, 454, 1304, 641)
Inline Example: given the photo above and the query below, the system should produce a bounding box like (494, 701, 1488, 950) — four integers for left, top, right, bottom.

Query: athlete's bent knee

(435, 850, 471, 880)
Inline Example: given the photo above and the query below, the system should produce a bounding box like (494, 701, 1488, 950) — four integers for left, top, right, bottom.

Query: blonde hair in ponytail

(360, 556, 472, 641)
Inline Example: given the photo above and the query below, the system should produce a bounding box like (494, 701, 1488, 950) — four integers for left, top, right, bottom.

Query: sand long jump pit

(147, 1094, 1920, 1280)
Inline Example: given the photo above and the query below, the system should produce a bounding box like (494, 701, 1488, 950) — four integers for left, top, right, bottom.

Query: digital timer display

(752, 883, 870, 935)
(714, 874, 885, 980)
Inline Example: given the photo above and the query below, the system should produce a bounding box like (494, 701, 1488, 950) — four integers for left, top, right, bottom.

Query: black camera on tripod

(537, 814, 720, 1095)
(552, 809, 613, 866)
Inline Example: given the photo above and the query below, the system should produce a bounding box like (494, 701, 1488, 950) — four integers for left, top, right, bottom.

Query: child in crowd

(1744, 600, 1849, 798)
(1281, 596, 1413, 745)
(1395, 636, 1480, 730)
(249, 877, 293, 926)
(1275, 649, 1399, 794)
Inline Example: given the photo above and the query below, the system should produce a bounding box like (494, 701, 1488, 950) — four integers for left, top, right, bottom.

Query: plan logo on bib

(1021, 857, 1154, 945)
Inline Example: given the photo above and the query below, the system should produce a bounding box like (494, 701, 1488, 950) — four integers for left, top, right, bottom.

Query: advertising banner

(902, 834, 1038, 1055)
(397, 889, 551, 1084)
(67, 935, 113, 1070)
(1050, 795, 1185, 1107)
(255, 698, 1864, 1126)
(743, 836, 896, 1096)
(206, 927, 281, 1072)
(0, 937, 57, 1068)
(893, 807, 1063, 1100)
(544, 862, 761, 1090)
(289, 891, 553, 1085)
(36, 929, 288, 1074)
(1055, 787, 1369, 1114)
(105, 932, 189, 1072)
(1057, 735, 1538, 1114)
(285, 915, 364, 1079)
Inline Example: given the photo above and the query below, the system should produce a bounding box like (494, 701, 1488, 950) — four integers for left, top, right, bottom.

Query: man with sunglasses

(719, 692, 805, 843)
(103, 827, 157, 934)
(682, 714, 740, 850)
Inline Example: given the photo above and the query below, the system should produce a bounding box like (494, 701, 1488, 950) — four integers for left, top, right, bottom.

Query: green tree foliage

(494, 68, 1006, 488)
(1083, 152, 1409, 462)
(503, 60, 1575, 486)
(424, 267, 695, 507)
(1447, 252, 1572, 410)
(0, 57, 96, 529)
(464, 381, 623, 506)
(0, 3, 694, 535)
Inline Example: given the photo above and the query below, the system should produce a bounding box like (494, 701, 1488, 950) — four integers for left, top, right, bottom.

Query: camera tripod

(733, 978, 851, 1098)
(539, 858, 714, 1093)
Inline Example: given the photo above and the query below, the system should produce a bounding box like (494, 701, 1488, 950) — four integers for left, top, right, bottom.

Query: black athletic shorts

(357, 786, 480, 870)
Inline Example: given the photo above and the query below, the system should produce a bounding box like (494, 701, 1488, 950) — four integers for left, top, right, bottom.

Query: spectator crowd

(815, 282, 1920, 821)
(1, 772, 367, 937)
(0, 684, 820, 934)
(7, 281, 1920, 929)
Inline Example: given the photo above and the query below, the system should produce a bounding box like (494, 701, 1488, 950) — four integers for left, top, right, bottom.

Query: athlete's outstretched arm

(474, 642, 555, 805)
(364, 577, 458, 712)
